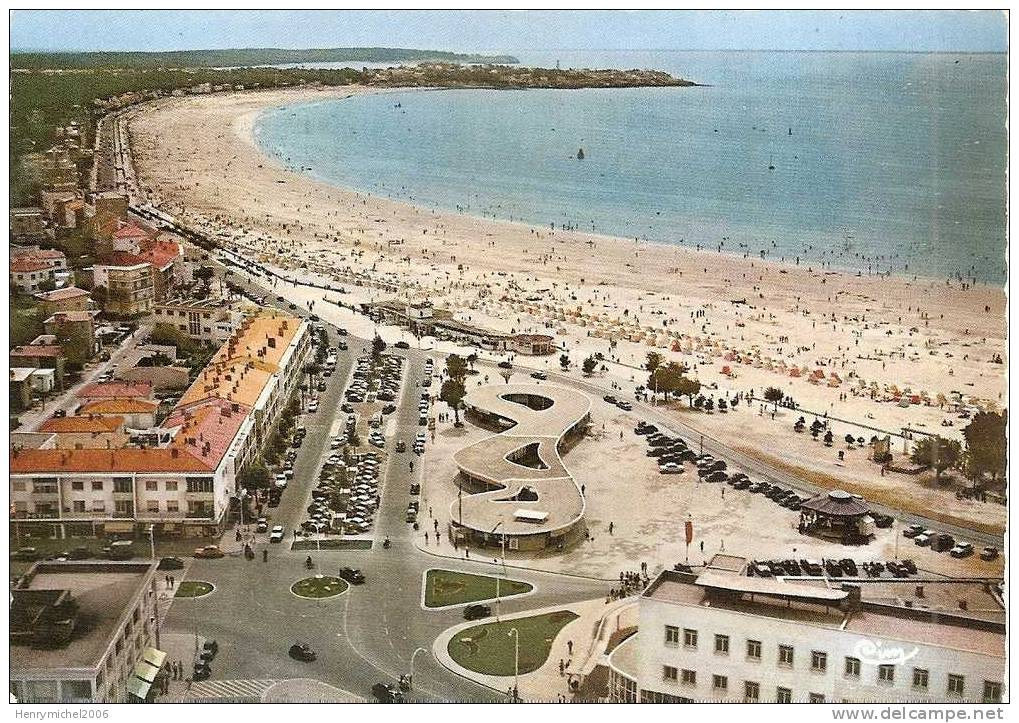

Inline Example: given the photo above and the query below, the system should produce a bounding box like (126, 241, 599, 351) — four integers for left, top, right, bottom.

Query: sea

(253, 51, 1007, 284)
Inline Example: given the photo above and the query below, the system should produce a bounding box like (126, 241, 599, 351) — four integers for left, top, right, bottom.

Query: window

(113, 477, 132, 493)
(165, 480, 178, 492)
(845, 657, 861, 678)
(714, 634, 729, 655)
(166, 500, 179, 513)
(12, 481, 25, 492)
(186, 477, 213, 493)
(92, 500, 106, 512)
(746, 639, 762, 660)
(114, 500, 133, 516)
(72, 501, 86, 513)
(92, 480, 104, 491)
(146, 500, 159, 513)
(683, 628, 698, 648)
(664, 625, 680, 646)
(778, 645, 794, 667)
(33, 479, 57, 494)
(809, 693, 825, 703)
(912, 668, 929, 690)
(61, 680, 91, 702)
(662, 665, 678, 682)
(878, 665, 895, 684)
(145, 480, 158, 492)
(983, 681, 1002, 703)
(744, 681, 760, 702)
(681, 670, 696, 686)
(71, 480, 84, 491)
(947, 675, 965, 697)
(811, 651, 827, 673)
(776, 687, 792, 703)
(712, 675, 728, 691)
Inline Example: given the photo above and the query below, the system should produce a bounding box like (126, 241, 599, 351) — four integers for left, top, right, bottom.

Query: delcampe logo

(852, 638, 920, 665)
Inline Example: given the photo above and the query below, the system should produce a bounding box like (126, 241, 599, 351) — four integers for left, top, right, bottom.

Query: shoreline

(247, 86, 1003, 288)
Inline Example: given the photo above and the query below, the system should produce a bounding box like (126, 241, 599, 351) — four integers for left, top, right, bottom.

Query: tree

(466, 353, 478, 370)
(675, 374, 701, 406)
(238, 459, 272, 491)
(823, 430, 834, 447)
(582, 356, 597, 376)
(371, 334, 386, 361)
(440, 378, 467, 424)
(91, 285, 108, 310)
(559, 354, 570, 370)
(445, 354, 468, 384)
(763, 386, 784, 410)
(962, 411, 1006, 486)
(911, 436, 962, 482)
(645, 351, 663, 375)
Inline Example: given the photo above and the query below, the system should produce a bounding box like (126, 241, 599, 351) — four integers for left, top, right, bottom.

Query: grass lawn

(175, 581, 214, 598)
(424, 569, 533, 608)
(447, 610, 579, 676)
(291, 575, 348, 599)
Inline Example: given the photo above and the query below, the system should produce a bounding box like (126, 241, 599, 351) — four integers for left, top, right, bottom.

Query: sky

(10, 10, 1007, 54)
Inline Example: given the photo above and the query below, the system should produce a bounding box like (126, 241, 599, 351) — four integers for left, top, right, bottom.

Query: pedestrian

(581, 484, 586, 496)
(434, 519, 439, 533)
(559, 659, 565, 676)
(465, 547, 470, 559)
(424, 532, 429, 545)
(608, 521, 614, 535)
(567, 640, 573, 655)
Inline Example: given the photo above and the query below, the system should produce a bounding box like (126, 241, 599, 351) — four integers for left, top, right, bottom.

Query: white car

(658, 462, 683, 474)
(270, 525, 285, 543)
(308, 400, 319, 413)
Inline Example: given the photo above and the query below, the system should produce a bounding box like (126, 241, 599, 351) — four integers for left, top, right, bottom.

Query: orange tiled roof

(10, 345, 63, 358)
(78, 399, 159, 415)
(34, 286, 91, 302)
(76, 381, 153, 399)
(164, 398, 249, 466)
(112, 223, 153, 240)
(38, 415, 124, 433)
(10, 448, 212, 474)
(10, 258, 50, 273)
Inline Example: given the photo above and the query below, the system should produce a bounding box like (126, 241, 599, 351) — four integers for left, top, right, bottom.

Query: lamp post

(491, 521, 508, 620)
(147, 524, 155, 560)
(408, 647, 428, 690)
(507, 627, 520, 701)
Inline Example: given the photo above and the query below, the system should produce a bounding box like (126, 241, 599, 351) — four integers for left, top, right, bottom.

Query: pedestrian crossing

(182, 678, 277, 703)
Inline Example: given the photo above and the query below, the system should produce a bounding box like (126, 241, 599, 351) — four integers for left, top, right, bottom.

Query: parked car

(949, 542, 974, 558)
(903, 524, 925, 538)
(980, 546, 1000, 562)
(394, 341, 410, 349)
(616, 400, 633, 411)
(497, 360, 513, 369)
(372, 682, 404, 703)
(289, 642, 316, 662)
(931, 533, 955, 553)
(270, 526, 285, 543)
(530, 371, 548, 380)
(11, 547, 39, 561)
(603, 394, 617, 404)
(157, 556, 185, 570)
(658, 462, 683, 475)
(339, 567, 365, 584)
(194, 545, 225, 559)
(464, 604, 492, 620)
(912, 533, 932, 547)
(395, 440, 406, 453)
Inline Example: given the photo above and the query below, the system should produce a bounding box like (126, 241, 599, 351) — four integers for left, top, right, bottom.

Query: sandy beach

(127, 86, 1007, 532)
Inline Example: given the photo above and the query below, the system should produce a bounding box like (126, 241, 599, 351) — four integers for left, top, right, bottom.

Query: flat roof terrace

(11, 562, 157, 673)
(452, 383, 591, 538)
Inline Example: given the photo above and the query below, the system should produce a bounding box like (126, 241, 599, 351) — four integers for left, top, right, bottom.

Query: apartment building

(10, 311, 310, 539)
(608, 561, 1005, 704)
(10, 257, 56, 293)
(92, 262, 154, 315)
(152, 297, 242, 343)
(34, 286, 93, 316)
(11, 561, 160, 703)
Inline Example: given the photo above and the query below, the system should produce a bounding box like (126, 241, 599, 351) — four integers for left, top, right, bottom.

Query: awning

(513, 509, 549, 523)
(104, 522, 135, 533)
(142, 647, 166, 668)
(133, 660, 160, 683)
(126, 677, 152, 700)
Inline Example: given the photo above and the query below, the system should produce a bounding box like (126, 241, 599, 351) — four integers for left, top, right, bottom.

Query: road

(163, 262, 610, 702)
(16, 324, 150, 432)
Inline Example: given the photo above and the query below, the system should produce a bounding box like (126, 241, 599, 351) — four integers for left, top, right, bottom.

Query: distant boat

(768, 155, 775, 171)
(577, 147, 585, 160)
(788, 127, 792, 136)
(394, 102, 401, 108)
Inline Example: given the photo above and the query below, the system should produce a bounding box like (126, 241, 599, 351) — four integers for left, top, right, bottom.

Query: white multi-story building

(608, 560, 1005, 704)
(10, 310, 310, 538)
(11, 561, 160, 703)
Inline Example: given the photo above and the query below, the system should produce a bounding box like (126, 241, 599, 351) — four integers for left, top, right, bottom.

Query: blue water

(254, 51, 1007, 283)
